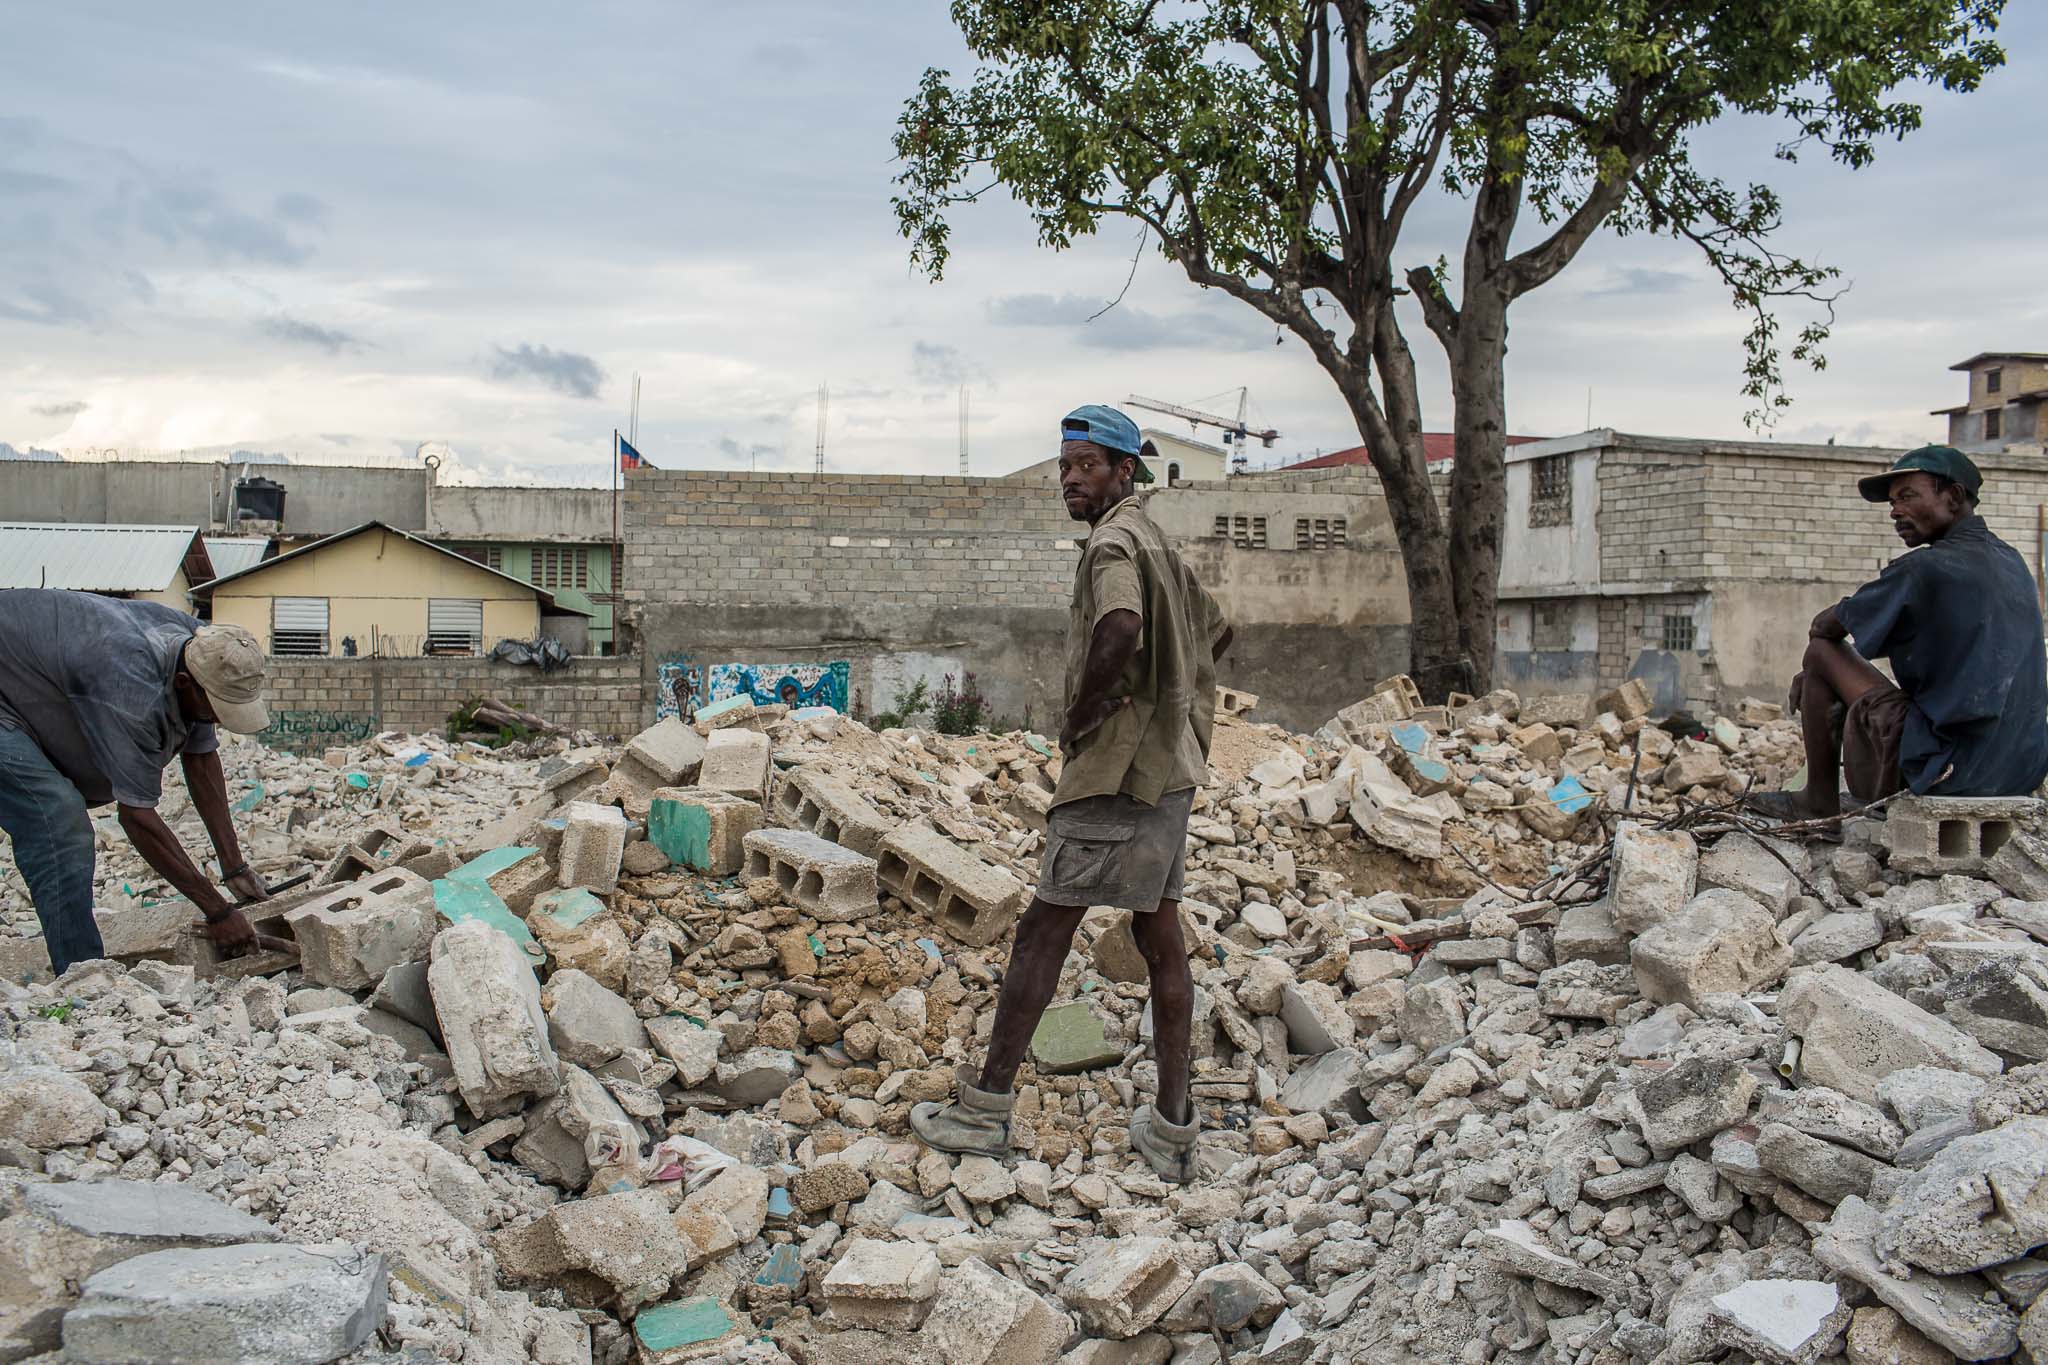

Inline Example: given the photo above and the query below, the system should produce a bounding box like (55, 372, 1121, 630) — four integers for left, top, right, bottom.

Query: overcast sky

(4, 3, 2041, 485)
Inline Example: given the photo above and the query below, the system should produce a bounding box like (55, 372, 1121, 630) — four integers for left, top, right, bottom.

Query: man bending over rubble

(0, 590, 277, 975)
(1753, 445, 2048, 822)
(912, 404, 1232, 1182)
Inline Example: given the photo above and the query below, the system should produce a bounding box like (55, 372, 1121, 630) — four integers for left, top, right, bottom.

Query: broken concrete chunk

(1781, 963, 2003, 1107)
(1754, 1122, 1883, 1205)
(1635, 1056, 1756, 1155)
(1704, 1279, 1850, 1365)
(556, 802, 628, 894)
(1031, 1003, 1123, 1075)
(527, 890, 632, 992)
(541, 968, 649, 1069)
(1877, 1116, 2048, 1275)
(1060, 1236, 1192, 1340)
(917, 1255, 1069, 1365)
(822, 1239, 942, 1330)
(1944, 954, 2048, 1060)
(282, 867, 437, 991)
(1697, 833, 1802, 915)
(1607, 823, 1699, 933)
(625, 717, 706, 786)
(1631, 888, 1791, 1011)
(648, 786, 761, 877)
(1816, 1195, 2018, 1360)
(0, 1068, 108, 1152)
(1479, 1219, 1623, 1298)
(698, 728, 773, 802)
(429, 919, 561, 1120)
(1756, 1085, 1905, 1161)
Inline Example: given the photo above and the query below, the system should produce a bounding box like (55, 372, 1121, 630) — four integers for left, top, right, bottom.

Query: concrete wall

(0, 463, 218, 527)
(257, 656, 644, 752)
(208, 528, 544, 657)
(219, 464, 427, 537)
(429, 486, 616, 542)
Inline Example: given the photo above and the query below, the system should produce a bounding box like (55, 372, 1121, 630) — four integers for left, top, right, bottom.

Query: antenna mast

(814, 383, 829, 475)
(959, 387, 970, 476)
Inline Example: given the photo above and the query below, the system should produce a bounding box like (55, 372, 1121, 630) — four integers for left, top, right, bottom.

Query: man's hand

(1062, 695, 1127, 752)
(1809, 606, 1847, 641)
(198, 906, 257, 954)
(224, 866, 270, 905)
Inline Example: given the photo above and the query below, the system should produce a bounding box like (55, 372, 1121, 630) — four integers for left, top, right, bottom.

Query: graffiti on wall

(259, 710, 377, 753)
(655, 658, 851, 718)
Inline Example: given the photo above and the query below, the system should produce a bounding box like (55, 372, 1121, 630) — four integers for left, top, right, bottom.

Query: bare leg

(978, 898, 1086, 1094)
(1132, 901, 1193, 1124)
(1793, 638, 1888, 819)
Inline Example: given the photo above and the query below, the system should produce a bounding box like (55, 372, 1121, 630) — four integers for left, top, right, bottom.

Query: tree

(892, 0, 2004, 699)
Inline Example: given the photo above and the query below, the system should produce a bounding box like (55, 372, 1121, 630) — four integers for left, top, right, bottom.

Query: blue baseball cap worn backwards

(1061, 404, 1154, 484)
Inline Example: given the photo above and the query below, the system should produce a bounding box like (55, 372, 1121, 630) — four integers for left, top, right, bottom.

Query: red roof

(1284, 432, 1542, 470)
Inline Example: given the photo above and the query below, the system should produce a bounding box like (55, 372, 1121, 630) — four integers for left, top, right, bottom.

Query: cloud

(715, 435, 779, 465)
(0, 277, 99, 326)
(32, 399, 86, 418)
(1585, 267, 1694, 298)
(261, 315, 365, 353)
(911, 340, 978, 389)
(987, 291, 1270, 352)
(489, 343, 605, 399)
(273, 191, 329, 225)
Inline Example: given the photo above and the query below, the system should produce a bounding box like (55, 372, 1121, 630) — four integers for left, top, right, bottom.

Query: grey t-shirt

(0, 589, 218, 808)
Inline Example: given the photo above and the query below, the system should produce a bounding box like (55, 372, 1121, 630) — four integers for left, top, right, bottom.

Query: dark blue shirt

(1835, 515, 2048, 796)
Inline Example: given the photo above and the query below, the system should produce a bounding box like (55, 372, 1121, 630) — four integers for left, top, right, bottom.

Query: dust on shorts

(1037, 787, 1194, 912)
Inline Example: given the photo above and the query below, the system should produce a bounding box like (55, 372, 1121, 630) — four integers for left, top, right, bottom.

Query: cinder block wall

(259, 657, 644, 751)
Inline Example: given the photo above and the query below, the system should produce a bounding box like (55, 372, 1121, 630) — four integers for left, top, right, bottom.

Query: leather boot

(908, 1065, 1013, 1158)
(1130, 1101, 1199, 1183)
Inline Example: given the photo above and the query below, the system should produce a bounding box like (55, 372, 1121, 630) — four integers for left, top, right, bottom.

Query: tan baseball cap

(182, 625, 272, 734)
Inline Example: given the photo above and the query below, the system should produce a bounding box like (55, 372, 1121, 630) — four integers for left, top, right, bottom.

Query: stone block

(1061, 1237, 1192, 1340)
(541, 969, 649, 1069)
(648, 787, 762, 876)
(1988, 829, 2048, 901)
(772, 766, 898, 857)
(60, 1242, 388, 1365)
(1780, 964, 2003, 1107)
(917, 1256, 1069, 1365)
(1699, 833, 1802, 915)
(645, 1016, 721, 1087)
(0, 1180, 280, 1359)
(1520, 693, 1592, 728)
(743, 829, 879, 922)
(527, 890, 631, 992)
(822, 1239, 943, 1330)
(878, 822, 1028, 947)
(1595, 679, 1653, 722)
(1631, 889, 1791, 1011)
(283, 867, 437, 991)
(1664, 742, 1730, 791)
(1608, 823, 1699, 934)
(624, 717, 706, 785)
(1816, 1196, 2018, 1360)
(1635, 1056, 1756, 1155)
(0, 1069, 107, 1151)
(557, 802, 628, 894)
(1554, 903, 1629, 966)
(698, 728, 772, 802)
(1944, 955, 2048, 1060)
(1886, 795, 2039, 876)
(447, 845, 556, 915)
(429, 919, 561, 1120)
(1510, 723, 1562, 764)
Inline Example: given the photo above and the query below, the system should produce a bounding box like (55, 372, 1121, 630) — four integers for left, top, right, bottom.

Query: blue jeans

(0, 726, 102, 976)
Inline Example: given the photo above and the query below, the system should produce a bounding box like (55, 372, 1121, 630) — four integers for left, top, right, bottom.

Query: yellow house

(196, 520, 590, 658)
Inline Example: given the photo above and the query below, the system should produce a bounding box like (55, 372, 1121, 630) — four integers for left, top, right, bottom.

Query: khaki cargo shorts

(1037, 788, 1194, 911)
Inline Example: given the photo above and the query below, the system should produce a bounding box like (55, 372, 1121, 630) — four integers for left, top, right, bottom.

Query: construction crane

(1126, 388, 1279, 449)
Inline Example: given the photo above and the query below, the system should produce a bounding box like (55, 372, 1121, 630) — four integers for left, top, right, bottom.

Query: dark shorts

(1038, 788, 1193, 911)
(1839, 680, 1908, 803)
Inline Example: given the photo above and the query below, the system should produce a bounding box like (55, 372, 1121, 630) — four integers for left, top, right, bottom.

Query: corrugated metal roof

(0, 523, 205, 592)
(200, 536, 273, 580)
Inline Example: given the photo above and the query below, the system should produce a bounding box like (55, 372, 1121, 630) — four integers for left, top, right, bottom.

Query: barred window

(1294, 517, 1348, 550)
(1987, 366, 2003, 395)
(1985, 408, 2003, 441)
(1529, 455, 1571, 527)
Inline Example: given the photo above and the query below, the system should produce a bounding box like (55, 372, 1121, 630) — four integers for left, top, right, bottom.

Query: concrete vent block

(877, 823, 1028, 948)
(1215, 686, 1260, 717)
(741, 829, 879, 922)
(282, 867, 437, 991)
(317, 823, 434, 886)
(1885, 795, 2040, 875)
(771, 766, 898, 857)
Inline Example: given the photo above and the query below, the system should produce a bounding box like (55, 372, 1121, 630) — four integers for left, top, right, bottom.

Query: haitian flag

(619, 437, 653, 470)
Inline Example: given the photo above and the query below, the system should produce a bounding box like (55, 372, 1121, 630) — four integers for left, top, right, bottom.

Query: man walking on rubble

(912, 404, 1233, 1182)
(0, 589, 277, 976)
(1751, 445, 2048, 822)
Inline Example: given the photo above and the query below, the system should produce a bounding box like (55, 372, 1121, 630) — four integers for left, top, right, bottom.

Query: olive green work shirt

(1052, 496, 1228, 809)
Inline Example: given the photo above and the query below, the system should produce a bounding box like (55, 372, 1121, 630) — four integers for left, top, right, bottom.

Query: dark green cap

(1857, 444, 1983, 503)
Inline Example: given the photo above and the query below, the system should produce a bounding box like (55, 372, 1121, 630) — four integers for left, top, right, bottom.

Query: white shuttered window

(427, 599, 484, 655)
(271, 597, 329, 656)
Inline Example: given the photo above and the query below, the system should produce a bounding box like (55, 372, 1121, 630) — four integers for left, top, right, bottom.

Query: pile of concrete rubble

(4, 676, 2048, 1364)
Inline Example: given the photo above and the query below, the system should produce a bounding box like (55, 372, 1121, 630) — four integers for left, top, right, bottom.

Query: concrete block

(743, 829, 879, 922)
(1635, 1056, 1756, 1155)
(0, 1181, 280, 1359)
(1886, 795, 2039, 876)
(557, 802, 628, 894)
(1030, 1002, 1123, 1074)
(1877, 1117, 2048, 1275)
(1554, 903, 1629, 966)
(61, 1242, 388, 1365)
(772, 766, 898, 856)
(917, 1256, 1070, 1365)
(822, 1240, 943, 1329)
(447, 845, 556, 915)
(648, 787, 761, 876)
(1631, 889, 1791, 1011)
(1216, 686, 1260, 717)
(1944, 955, 2048, 1060)
(541, 968, 649, 1069)
(527, 889, 631, 992)
(1699, 833, 1802, 915)
(1009, 783, 1054, 831)
(1607, 823, 1699, 934)
(318, 822, 433, 886)
(1988, 829, 2048, 901)
(1061, 1237, 1192, 1339)
(1520, 693, 1592, 728)
(282, 867, 437, 991)
(494, 1188, 688, 1314)
(624, 717, 706, 785)
(698, 728, 772, 802)
(1595, 678, 1653, 722)
(1781, 963, 2003, 1107)
(878, 822, 1028, 947)
(1816, 1196, 2019, 1360)
(429, 920, 561, 1120)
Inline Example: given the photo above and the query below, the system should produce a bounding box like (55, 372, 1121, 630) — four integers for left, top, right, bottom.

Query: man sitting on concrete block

(1753, 446, 2048, 821)
(0, 592, 276, 974)
(911, 403, 1233, 1182)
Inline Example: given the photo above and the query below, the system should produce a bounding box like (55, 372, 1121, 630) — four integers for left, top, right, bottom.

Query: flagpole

(611, 429, 621, 627)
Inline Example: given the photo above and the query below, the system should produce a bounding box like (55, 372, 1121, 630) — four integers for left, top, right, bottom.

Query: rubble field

(6, 676, 2048, 1364)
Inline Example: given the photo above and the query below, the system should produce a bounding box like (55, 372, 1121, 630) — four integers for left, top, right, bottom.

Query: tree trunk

(1446, 290, 1510, 696)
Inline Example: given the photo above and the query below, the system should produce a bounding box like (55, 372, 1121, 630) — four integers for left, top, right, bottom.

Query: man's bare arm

(181, 750, 242, 874)
(1810, 605, 1847, 640)
(1062, 608, 1142, 750)
(116, 804, 255, 949)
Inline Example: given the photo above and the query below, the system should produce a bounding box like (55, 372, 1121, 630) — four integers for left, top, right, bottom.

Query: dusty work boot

(908, 1066, 1013, 1158)
(1130, 1102, 1199, 1183)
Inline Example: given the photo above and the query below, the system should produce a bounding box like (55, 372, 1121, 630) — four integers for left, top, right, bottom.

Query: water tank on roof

(234, 476, 285, 524)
